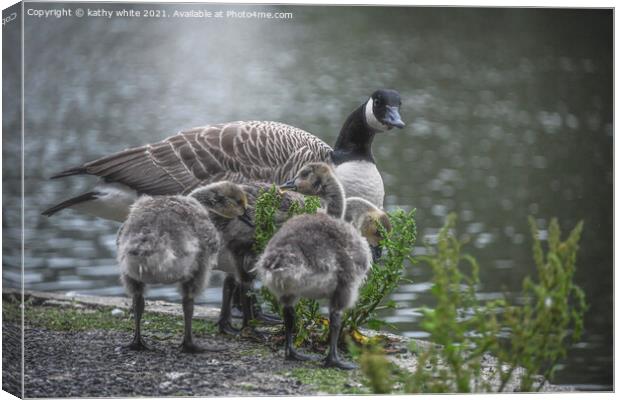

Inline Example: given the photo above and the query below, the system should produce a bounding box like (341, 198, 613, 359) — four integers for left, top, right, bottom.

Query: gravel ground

(2, 290, 569, 397)
(3, 323, 22, 397)
(18, 323, 313, 397)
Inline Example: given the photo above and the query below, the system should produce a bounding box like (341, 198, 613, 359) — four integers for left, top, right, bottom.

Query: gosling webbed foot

(180, 341, 207, 354)
(285, 348, 320, 362)
(122, 337, 150, 351)
(218, 320, 241, 336)
(241, 326, 269, 341)
(324, 355, 358, 370)
(254, 310, 282, 325)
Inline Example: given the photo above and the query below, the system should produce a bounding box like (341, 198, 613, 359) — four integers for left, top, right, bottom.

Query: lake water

(3, 4, 612, 391)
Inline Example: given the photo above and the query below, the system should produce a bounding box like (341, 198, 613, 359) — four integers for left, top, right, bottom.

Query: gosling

(211, 162, 347, 335)
(255, 165, 392, 369)
(197, 182, 303, 335)
(116, 181, 250, 353)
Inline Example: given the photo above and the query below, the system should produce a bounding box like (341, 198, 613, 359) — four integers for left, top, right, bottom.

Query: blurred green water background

(3, 4, 612, 390)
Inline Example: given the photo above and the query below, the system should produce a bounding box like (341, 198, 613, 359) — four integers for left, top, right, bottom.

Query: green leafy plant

(495, 217, 587, 391)
(405, 213, 502, 393)
(344, 209, 417, 333)
(360, 213, 587, 393)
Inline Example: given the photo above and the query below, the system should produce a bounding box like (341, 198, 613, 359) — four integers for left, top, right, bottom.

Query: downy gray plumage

(117, 181, 249, 353)
(256, 163, 392, 369)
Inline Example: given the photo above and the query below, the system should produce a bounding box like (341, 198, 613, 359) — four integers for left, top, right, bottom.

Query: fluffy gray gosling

(255, 163, 392, 369)
(116, 181, 250, 353)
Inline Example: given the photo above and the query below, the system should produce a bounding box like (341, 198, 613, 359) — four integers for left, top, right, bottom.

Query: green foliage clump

(253, 185, 285, 253)
(345, 209, 417, 332)
(496, 217, 587, 391)
(359, 213, 587, 393)
(359, 344, 396, 394)
(406, 213, 501, 393)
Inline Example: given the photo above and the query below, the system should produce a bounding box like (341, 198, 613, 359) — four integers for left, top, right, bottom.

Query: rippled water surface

(3, 4, 612, 390)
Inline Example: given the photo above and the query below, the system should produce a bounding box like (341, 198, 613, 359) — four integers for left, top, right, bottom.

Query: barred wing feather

(62, 121, 333, 195)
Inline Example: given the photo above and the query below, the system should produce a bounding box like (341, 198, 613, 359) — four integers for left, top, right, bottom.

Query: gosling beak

(383, 106, 405, 129)
(280, 179, 297, 191)
(370, 245, 383, 262)
(238, 210, 254, 228)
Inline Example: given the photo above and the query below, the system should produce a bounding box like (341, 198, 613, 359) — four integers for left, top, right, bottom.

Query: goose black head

(365, 89, 405, 132)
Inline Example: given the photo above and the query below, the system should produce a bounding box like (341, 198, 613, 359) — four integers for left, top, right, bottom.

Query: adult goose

(42, 89, 405, 219)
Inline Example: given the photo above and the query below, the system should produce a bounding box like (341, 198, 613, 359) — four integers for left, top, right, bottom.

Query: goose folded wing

(53, 121, 333, 196)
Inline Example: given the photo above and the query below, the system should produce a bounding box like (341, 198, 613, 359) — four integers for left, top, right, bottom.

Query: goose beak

(238, 210, 254, 227)
(371, 245, 383, 262)
(383, 106, 405, 129)
(280, 179, 297, 191)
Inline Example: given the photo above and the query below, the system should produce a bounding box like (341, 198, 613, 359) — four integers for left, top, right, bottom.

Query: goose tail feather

(41, 191, 100, 217)
(49, 166, 88, 179)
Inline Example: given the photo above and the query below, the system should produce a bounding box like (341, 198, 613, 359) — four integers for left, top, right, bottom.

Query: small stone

(111, 308, 124, 318)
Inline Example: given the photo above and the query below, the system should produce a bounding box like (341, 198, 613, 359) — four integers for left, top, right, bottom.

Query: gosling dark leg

(218, 275, 240, 335)
(239, 280, 253, 329)
(180, 294, 206, 353)
(123, 285, 149, 351)
(324, 309, 357, 369)
(234, 270, 265, 337)
(231, 283, 243, 319)
(250, 291, 282, 325)
(283, 305, 318, 361)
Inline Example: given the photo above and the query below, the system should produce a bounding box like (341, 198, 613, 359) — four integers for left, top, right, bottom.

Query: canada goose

(254, 204, 392, 369)
(41, 89, 405, 220)
(117, 181, 249, 353)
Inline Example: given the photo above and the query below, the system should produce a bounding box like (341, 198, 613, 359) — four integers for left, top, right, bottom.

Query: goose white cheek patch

(365, 98, 387, 132)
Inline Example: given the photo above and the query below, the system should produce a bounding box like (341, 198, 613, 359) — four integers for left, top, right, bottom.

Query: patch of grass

(238, 383, 258, 391)
(287, 366, 368, 394)
(4, 298, 217, 337)
(237, 346, 271, 357)
(3, 297, 22, 323)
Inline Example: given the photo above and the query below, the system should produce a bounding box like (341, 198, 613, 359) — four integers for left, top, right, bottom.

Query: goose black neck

(331, 104, 375, 165)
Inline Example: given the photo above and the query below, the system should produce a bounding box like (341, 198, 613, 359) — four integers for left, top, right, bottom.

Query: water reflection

(3, 5, 612, 390)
